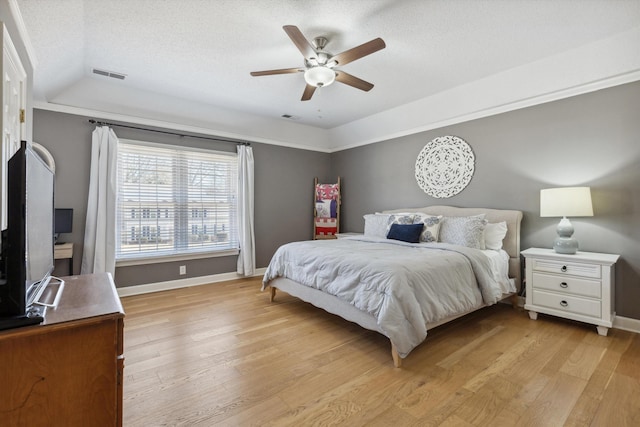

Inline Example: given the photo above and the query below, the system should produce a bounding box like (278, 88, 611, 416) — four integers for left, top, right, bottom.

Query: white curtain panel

(236, 145, 255, 276)
(81, 126, 119, 275)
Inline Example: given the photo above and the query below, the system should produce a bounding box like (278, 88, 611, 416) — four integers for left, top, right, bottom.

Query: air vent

(281, 114, 300, 120)
(92, 68, 127, 80)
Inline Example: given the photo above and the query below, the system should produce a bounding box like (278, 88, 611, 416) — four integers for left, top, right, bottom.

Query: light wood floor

(121, 278, 640, 426)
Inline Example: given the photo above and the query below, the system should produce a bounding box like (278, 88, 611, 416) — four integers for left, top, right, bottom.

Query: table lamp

(540, 187, 593, 254)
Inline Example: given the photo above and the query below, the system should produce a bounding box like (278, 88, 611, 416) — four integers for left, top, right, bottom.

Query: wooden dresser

(0, 273, 125, 426)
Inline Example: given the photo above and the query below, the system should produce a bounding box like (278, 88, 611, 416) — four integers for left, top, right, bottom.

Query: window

(116, 139, 238, 260)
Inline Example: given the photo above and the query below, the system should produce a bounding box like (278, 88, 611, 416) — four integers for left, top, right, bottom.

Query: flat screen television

(54, 208, 73, 243)
(0, 141, 55, 324)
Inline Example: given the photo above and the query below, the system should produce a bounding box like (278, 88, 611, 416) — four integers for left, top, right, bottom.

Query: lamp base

(553, 237, 578, 254)
(553, 216, 578, 254)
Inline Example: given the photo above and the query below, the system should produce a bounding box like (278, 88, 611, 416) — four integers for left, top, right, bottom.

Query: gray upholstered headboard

(383, 206, 524, 290)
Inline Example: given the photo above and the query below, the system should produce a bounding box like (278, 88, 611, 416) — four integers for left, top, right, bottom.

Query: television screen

(55, 208, 73, 235)
(0, 141, 55, 318)
(26, 146, 55, 298)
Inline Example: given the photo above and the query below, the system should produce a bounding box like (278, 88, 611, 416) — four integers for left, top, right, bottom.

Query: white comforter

(262, 236, 504, 358)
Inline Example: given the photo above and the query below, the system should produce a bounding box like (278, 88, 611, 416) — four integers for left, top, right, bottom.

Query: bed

(262, 205, 523, 367)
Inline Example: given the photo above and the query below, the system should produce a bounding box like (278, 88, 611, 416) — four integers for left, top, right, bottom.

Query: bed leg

(269, 287, 276, 302)
(510, 294, 519, 309)
(391, 344, 402, 368)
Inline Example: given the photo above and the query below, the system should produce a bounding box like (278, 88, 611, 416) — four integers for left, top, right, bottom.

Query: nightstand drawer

(530, 258, 601, 279)
(532, 290, 601, 318)
(531, 273, 601, 298)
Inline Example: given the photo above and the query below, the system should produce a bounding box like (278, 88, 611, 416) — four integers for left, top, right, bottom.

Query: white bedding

(262, 235, 506, 358)
(483, 249, 515, 294)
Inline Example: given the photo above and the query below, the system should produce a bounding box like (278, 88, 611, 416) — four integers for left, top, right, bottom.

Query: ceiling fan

(250, 25, 386, 101)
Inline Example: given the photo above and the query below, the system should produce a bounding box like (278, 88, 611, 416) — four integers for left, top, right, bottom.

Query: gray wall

(32, 109, 331, 286)
(32, 81, 640, 320)
(331, 81, 640, 320)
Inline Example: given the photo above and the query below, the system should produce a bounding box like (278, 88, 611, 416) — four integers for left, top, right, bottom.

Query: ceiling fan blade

(283, 25, 316, 60)
(250, 68, 303, 76)
(335, 71, 374, 92)
(301, 84, 316, 101)
(332, 38, 386, 66)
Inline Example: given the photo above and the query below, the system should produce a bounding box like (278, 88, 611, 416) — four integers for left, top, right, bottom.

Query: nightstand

(521, 248, 619, 336)
(54, 242, 74, 276)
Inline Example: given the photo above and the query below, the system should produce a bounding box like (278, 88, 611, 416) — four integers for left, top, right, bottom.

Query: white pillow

(412, 213, 443, 243)
(385, 213, 416, 234)
(439, 215, 487, 249)
(363, 214, 392, 238)
(484, 221, 508, 250)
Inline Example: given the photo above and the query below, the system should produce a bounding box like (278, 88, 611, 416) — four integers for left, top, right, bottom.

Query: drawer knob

(560, 282, 568, 288)
(560, 300, 568, 307)
(561, 265, 568, 272)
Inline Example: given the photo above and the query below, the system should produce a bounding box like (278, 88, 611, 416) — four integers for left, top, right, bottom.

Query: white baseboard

(116, 268, 267, 297)
(613, 315, 640, 334)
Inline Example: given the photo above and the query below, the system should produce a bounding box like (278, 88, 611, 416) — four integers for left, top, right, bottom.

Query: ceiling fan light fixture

(251, 25, 385, 100)
(304, 66, 336, 88)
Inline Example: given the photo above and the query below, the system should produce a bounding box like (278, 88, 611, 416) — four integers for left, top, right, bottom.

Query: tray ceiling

(16, 0, 640, 150)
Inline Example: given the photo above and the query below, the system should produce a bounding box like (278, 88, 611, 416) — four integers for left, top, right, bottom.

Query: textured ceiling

(16, 0, 640, 147)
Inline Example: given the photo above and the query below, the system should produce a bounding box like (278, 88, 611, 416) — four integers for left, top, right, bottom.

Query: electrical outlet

(179, 265, 186, 275)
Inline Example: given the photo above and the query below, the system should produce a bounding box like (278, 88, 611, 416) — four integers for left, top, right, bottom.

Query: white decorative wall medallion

(415, 135, 475, 198)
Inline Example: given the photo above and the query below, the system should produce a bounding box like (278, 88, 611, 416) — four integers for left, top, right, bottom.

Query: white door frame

(1, 22, 27, 230)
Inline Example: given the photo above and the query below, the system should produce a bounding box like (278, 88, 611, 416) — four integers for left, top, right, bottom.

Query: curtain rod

(88, 119, 250, 146)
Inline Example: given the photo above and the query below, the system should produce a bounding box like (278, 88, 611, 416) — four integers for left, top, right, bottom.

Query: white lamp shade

(304, 66, 336, 87)
(540, 187, 594, 217)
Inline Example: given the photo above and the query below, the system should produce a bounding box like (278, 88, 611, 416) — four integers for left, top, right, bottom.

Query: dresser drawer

(532, 290, 601, 318)
(531, 273, 602, 298)
(530, 258, 601, 279)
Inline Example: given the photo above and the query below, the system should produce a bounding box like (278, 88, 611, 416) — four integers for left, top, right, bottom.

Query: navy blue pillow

(386, 223, 423, 243)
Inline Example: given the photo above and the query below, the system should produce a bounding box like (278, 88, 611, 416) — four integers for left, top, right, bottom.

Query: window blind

(116, 139, 238, 260)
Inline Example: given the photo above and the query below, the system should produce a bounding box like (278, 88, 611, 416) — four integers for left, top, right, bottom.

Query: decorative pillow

(387, 223, 423, 243)
(315, 200, 332, 218)
(363, 214, 392, 238)
(412, 213, 443, 243)
(386, 213, 415, 234)
(439, 215, 488, 249)
(484, 221, 508, 250)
